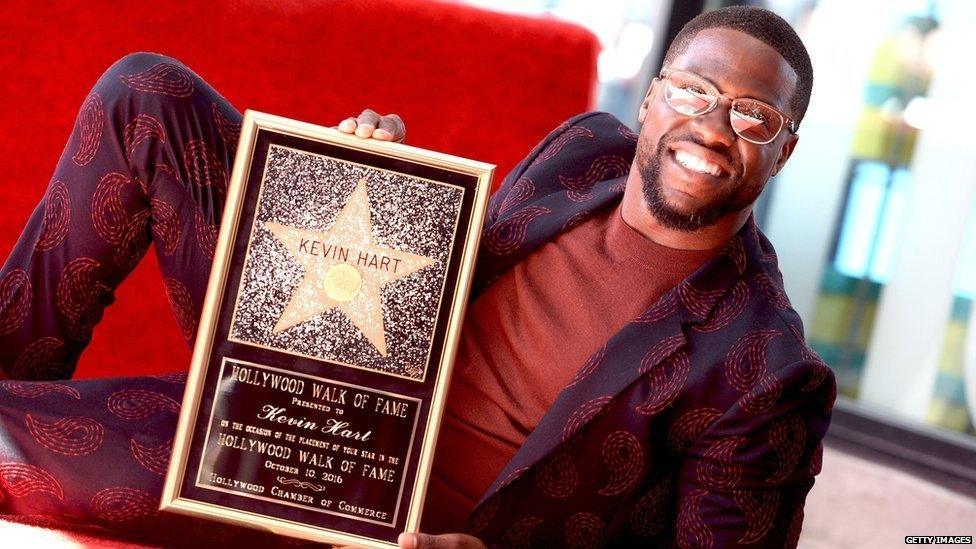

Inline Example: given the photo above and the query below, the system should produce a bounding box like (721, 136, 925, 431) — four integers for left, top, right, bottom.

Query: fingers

(354, 108, 381, 138)
(337, 117, 357, 133)
(374, 113, 405, 142)
(337, 109, 405, 142)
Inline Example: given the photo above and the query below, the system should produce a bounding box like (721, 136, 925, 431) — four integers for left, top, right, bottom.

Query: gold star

(264, 179, 437, 357)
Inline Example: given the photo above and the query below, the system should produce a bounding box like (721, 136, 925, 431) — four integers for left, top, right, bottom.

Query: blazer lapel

(472, 111, 638, 298)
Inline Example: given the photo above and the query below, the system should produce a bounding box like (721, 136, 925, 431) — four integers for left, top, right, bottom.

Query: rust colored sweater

(422, 203, 718, 533)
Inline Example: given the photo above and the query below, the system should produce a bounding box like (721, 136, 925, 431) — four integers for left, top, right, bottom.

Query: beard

(637, 132, 757, 233)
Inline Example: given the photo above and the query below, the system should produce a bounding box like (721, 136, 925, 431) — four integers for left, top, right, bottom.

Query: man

(0, 6, 833, 548)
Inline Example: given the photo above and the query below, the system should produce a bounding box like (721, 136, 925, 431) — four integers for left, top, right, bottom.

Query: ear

(771, 132, 799, 177)
(638, 78, 660, 124)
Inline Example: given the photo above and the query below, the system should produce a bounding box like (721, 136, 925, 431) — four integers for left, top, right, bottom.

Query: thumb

(398, 532, 425, 548)
(398, 532, 485, 549)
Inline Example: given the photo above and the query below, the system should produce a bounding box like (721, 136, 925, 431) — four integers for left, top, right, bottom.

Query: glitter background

(229, 145, 464, 380)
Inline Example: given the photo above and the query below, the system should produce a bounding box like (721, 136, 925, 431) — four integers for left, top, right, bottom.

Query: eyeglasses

(658, 67, 797, 145)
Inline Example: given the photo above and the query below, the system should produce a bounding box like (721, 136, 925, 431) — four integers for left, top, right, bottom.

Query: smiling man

(624, 26, 803, 250)
(401, 6, 835, 549)
(0, 5, 833, 549)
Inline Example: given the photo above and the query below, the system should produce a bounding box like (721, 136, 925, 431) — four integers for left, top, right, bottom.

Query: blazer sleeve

(673, 359, 836, 548)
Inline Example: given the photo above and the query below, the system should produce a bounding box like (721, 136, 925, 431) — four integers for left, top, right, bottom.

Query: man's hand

(338, 108, 406, 142)
(397, 532, 486, 549)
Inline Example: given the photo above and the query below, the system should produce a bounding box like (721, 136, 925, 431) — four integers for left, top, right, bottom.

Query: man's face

(635, 28, 799, 232)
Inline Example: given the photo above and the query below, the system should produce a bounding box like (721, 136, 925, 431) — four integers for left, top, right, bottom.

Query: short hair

(662, 6, 814, 126)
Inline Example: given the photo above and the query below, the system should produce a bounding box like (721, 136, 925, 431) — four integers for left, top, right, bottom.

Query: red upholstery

(0, 0, 599, 379)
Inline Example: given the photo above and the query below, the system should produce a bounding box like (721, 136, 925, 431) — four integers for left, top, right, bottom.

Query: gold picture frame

(161, 110, 493, 547)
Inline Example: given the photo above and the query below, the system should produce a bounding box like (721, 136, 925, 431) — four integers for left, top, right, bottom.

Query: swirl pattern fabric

(0, 375, 288, 544)
(0, 53, 240, 378)
(0, 54, 292, 543)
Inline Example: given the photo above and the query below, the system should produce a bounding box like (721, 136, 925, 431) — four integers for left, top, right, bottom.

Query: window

(761, 0, 976, 472)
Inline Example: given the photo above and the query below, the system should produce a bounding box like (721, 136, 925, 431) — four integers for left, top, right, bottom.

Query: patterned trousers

(0, 52, 239, 379)
(0, 53, 295, 544)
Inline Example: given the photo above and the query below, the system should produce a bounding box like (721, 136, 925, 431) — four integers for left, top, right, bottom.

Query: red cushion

(0, 0, 598, 379)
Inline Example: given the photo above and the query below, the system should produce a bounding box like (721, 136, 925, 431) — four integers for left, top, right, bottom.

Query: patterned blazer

(464, 111, 837, 548)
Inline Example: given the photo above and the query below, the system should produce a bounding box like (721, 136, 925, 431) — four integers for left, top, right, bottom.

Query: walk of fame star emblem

(263, 179, 438, 357)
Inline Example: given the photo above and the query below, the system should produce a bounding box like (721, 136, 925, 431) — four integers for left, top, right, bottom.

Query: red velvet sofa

(0, 0, 599, 380)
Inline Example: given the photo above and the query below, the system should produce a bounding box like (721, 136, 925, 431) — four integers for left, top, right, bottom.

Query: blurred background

(451, 0, 976, 544)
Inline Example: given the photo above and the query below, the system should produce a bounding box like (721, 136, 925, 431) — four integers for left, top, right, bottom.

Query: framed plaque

(161, 110, 493, 547)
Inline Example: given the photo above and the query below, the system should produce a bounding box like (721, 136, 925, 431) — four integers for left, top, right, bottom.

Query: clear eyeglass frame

(658, 67, 797, 145)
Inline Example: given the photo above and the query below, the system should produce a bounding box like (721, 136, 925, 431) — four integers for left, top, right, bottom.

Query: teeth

(674, 149, 723, 176)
